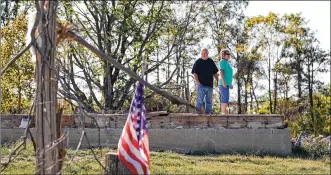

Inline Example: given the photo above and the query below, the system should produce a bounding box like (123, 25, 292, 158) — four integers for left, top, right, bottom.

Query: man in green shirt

(219, 49, 233, 114)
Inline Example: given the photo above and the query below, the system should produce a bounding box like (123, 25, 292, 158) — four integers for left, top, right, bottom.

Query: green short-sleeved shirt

(219, 59, 233, 86)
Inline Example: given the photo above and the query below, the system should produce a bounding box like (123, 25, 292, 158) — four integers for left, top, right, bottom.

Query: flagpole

(116, 55, 151, 175)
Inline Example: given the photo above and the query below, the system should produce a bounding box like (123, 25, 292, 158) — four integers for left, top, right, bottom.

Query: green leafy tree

(1, 13, 34, 114)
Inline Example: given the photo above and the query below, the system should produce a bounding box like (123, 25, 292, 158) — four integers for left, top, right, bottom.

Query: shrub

(293, 135, 330, 159)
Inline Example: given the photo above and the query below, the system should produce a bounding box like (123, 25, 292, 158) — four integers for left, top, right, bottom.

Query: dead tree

(32, 1, 62, 174)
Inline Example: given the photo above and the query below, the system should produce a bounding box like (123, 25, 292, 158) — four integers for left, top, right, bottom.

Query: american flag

(118, 81, 150, 175)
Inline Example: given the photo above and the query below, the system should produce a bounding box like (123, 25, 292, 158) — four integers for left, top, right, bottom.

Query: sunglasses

(224, 53, 231, 55)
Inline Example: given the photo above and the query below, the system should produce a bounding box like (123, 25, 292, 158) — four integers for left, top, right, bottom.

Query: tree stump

(104, 152, 131, 175)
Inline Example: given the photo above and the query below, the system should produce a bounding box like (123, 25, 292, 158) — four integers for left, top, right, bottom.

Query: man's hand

(223, 83, 227, 88)
(193, 73, 200, 87)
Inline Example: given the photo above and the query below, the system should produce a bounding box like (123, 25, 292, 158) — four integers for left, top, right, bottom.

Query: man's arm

(192, 61, 200, 86)
(212, 61, 219, 86)
(214, 73, 219, 86)
(193, 73, 200, 85)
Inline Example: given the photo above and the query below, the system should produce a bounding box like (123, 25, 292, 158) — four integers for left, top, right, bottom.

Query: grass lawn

(1, 142, 330, 174)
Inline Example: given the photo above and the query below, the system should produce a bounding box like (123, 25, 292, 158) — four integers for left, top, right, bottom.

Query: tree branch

(67, 31, 198, 110)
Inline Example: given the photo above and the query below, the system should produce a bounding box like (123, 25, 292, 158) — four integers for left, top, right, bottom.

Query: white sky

(245, 1, 331, 85)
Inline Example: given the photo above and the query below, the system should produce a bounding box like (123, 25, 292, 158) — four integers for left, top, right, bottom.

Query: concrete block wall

(0, 128, 292, 155)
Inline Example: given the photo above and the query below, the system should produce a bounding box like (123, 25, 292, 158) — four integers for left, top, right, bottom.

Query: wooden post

(34, 0, 60, 174)
(104, 153, 131, 175)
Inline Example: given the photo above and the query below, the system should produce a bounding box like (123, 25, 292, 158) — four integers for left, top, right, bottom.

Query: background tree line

(1, 0, 330, 137)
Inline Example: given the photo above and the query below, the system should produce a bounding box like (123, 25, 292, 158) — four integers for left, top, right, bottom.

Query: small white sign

(19, 118, 29, 128)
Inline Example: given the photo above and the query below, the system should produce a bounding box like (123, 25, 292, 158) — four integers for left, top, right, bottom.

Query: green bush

(293, 135, 330, 159)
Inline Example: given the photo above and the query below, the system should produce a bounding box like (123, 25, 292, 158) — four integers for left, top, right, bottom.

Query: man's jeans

(196, 84, 213, 114)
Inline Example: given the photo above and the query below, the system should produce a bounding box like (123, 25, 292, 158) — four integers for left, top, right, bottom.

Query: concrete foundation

(1, 128, 292, 155)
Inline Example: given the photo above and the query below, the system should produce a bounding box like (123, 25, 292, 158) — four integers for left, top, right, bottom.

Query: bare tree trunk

(268, 45, 272, 114)
(104, 63, 113, 111)
(297, 57, 302, 99)
(101, 1, 113, 112)
(156, 48, 160, 85)
(145, 63, 149, 82)
(181, 57, 185, 100)
(236, 52, 242, 114)
(249, 76, 253, 113)
(18, 73, 22, 113)
(253, 84, 259, 110)
(284, 79, 289, 120)
(285, 81, 289, 100)
(176, 47, 180, 87)
(308, 50, 315, 135)
(273, 73, 278, 114)
(273, 46, 280, 114)
(167, 42, 170, 80)
(186, 71, 190, 113)
(34, 1, 60, 174)
(244, 76, 248, 113)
